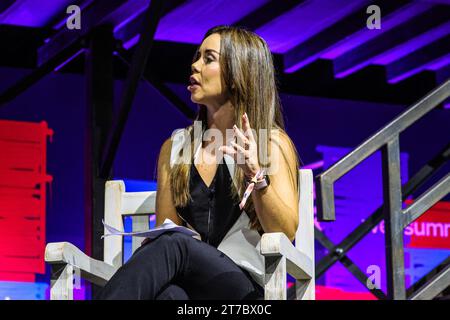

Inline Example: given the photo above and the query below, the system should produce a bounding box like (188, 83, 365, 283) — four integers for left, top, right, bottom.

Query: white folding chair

(45, 169, 315, 300)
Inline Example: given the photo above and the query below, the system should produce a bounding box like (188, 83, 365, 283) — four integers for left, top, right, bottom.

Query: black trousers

(95, 231, 264, 300)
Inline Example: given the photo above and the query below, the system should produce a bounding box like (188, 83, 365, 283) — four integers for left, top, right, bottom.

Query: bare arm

(251, 132, 299, 241)
(155, 138, 183, 227)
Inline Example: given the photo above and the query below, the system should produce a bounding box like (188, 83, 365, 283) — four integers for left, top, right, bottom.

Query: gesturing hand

(219, 113, 261, 178)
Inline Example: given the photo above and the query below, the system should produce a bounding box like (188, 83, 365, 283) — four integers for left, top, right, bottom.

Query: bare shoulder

(159, 137, 173, 160)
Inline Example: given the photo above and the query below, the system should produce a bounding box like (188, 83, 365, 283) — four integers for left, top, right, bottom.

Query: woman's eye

(205, 56, 214, 63)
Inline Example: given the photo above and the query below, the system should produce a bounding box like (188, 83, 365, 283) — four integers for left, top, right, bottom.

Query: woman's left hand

(219, 113, 261, 178)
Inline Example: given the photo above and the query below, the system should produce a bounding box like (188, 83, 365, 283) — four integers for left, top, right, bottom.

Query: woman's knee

(156, 284, 189, 300)
(155, 231, 198, 249)
(137, 232, 188, 249)
(152, 231, 195, 243)
(165, 231, 197, 241)
(130, 231, 195, 263)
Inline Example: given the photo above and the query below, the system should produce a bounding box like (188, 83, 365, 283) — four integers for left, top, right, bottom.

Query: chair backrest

(103, 169, 315, 286)
(104, 181, 157, 268)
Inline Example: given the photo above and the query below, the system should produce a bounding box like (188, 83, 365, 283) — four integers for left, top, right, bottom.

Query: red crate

(0, 120, 53, 281)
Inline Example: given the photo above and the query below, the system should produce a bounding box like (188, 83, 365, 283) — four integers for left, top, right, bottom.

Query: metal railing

(315, 79, 450, 300)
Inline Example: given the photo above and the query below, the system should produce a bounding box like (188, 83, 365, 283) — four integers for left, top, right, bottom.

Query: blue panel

(123, 179, 157, 192)
(123, 215, 157, 263)
(123, 216, 133, 263)
(404, 248, 450, 286)
(0, 282, 48, 300)
(121, 179, 157, 263)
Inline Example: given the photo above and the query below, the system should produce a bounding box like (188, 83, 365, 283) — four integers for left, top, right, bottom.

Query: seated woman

(96, 25, 301, 300)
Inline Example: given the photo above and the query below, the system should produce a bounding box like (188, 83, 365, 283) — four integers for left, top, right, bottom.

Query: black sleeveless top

(176, 156, 242, 248)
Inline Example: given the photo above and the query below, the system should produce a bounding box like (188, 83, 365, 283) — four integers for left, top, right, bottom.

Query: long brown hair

(169, 25, 300, 234)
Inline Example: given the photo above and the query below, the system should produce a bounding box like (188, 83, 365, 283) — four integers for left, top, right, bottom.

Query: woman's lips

(188, 75, 201, 90)
(187, 84, 200, 91)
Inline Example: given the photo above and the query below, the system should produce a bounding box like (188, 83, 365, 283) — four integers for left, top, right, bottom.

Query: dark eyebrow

(204, 49, 220, 55)
(193, 48, 220, 62)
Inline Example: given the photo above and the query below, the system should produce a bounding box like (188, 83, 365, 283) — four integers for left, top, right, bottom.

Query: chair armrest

(260, 232, 313, 280)
(45, 242, 118, 287)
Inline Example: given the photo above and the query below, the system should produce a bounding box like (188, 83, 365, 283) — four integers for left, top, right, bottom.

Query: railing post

(381, 137, 406, 300)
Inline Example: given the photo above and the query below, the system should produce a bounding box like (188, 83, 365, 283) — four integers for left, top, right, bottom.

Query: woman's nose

(191, 61, 200, 74)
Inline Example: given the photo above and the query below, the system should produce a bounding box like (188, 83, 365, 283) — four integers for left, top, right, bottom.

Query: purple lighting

(373, 21, 450, 66)
(154, 0, 270, 44)
(0, 0, 74, 27)
(123, 34, 140, 50)
(329, 2, 443, 79)
(303, 160, 324, 170)
(425, 54, 450, 71)
(285, 54, 323, 74)
(387, 53, 450, 84)
(334, 61, 372, 79)
(112, 0, 150, 34)
(256, 0, 368, 54)
(321, 2, 432, 60)
(53, 49, 84, 72)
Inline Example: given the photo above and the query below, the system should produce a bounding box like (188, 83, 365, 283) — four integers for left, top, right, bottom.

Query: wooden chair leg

(50, 263, 74, 300)
(264, 256, 287, 300)
(295, 278, 315, 300)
